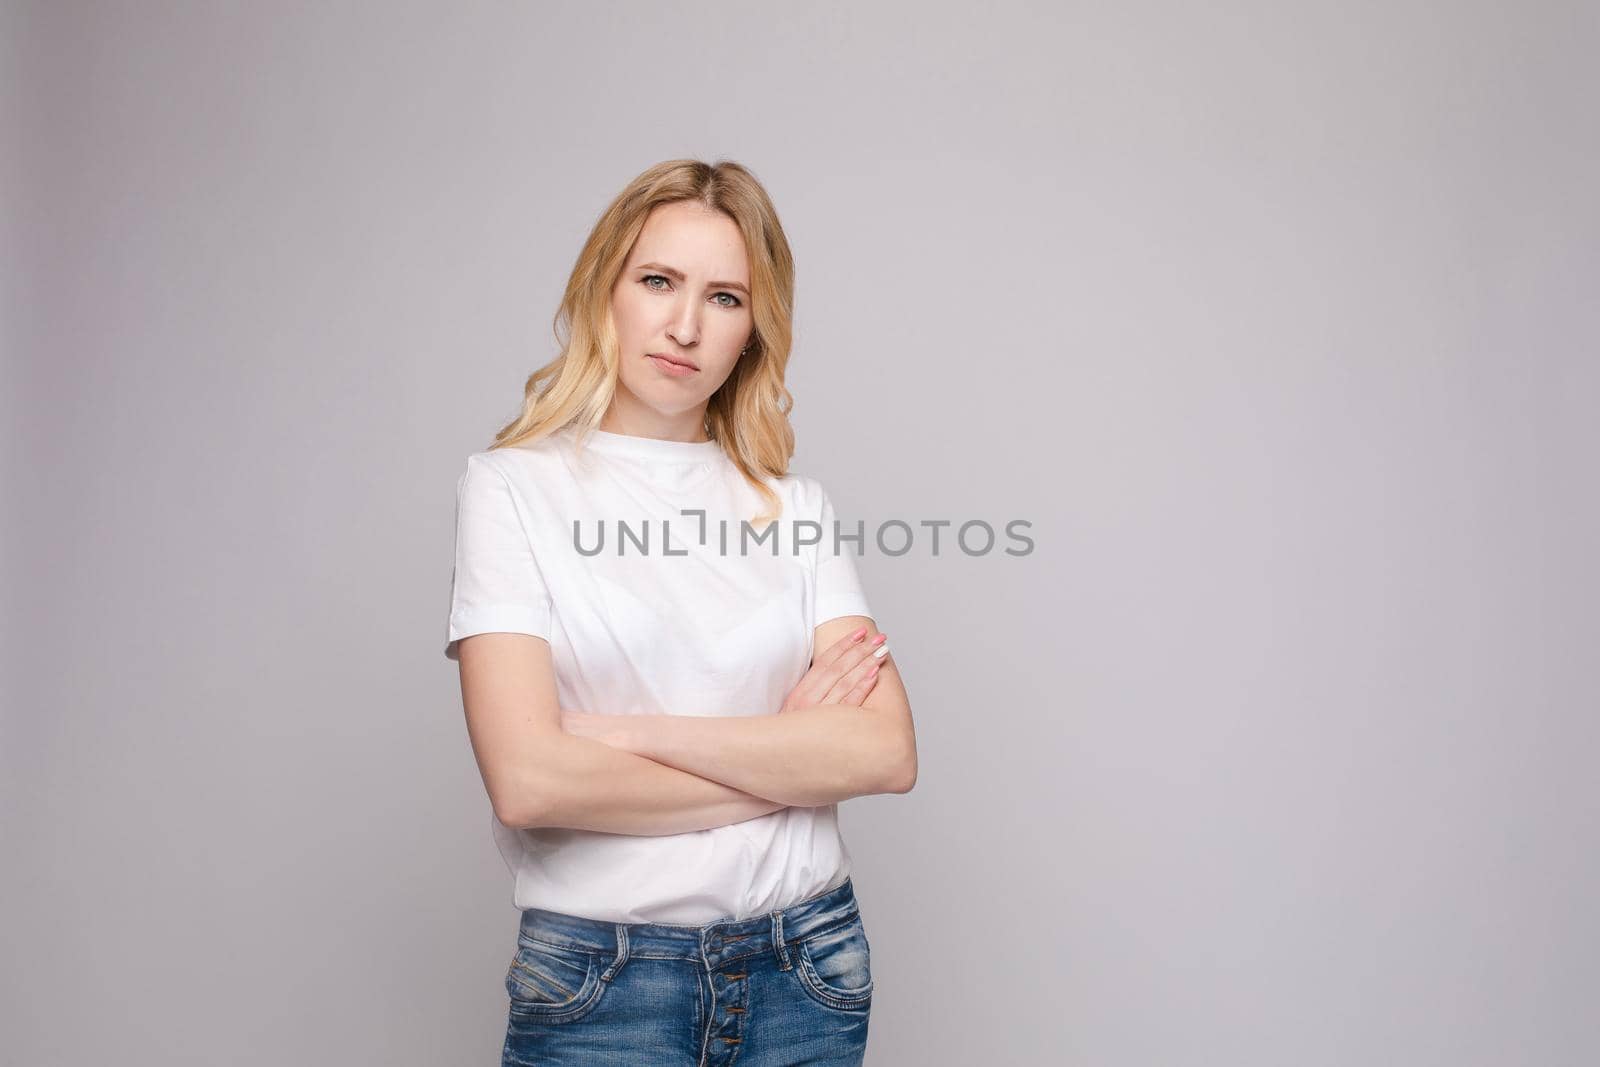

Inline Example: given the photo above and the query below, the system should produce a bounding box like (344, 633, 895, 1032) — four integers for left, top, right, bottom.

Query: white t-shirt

(443, 424, 873, 923)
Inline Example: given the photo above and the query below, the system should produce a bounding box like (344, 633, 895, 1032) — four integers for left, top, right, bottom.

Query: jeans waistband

(514, 877, 860, 966)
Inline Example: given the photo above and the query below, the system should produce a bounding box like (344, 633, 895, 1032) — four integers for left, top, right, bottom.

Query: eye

(640, 274, 742, 309)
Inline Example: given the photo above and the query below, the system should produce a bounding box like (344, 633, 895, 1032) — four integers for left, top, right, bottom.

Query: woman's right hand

(778, 626, 889, 713)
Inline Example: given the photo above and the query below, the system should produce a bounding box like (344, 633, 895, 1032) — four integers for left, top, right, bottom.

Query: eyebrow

(634, 262, 750, 297)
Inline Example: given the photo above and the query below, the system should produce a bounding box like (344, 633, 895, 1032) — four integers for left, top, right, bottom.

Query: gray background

(3, 1, 1596, 1064)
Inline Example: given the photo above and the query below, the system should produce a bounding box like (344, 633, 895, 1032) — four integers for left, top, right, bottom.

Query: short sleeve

(443, 453, 553, 660)
(814, 482, 873, 625)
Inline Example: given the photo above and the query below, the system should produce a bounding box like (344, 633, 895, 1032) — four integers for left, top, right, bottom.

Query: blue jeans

(501, 877, 873, 1066)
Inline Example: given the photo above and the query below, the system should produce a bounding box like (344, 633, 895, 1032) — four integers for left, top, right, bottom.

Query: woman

(443, 158, 918, 1066)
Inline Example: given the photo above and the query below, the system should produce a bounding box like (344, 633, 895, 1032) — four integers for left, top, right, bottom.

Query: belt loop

(770, 910, 792, 970)
(601, 923, 629, 982)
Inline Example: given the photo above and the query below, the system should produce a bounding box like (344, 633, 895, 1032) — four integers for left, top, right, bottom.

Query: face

(605, 200, 754, 438)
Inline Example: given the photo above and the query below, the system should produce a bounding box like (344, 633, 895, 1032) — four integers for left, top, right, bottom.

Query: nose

(665, 295, 701, 347)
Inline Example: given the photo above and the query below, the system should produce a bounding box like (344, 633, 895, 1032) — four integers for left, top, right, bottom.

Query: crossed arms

(453, 615, 918, 836)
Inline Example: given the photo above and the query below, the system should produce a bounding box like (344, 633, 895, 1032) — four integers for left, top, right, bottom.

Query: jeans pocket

(505, 938, 606, 1023)
(794, 912, 874, 1011)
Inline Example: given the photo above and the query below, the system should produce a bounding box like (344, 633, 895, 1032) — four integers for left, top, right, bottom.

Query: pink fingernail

(852, 626, 867, 641)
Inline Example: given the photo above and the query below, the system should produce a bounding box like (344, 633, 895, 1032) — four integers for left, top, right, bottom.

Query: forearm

(600, 707, 907, 808)
(512, 732, 788, 835)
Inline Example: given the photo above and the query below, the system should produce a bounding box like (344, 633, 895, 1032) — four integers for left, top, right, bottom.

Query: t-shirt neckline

(570, 424, 726, 464)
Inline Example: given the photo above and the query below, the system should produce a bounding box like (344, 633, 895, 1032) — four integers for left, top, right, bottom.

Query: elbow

(885, 759, 917, 795)
(491, 766, 559, 830)
(492, 790, 543, 830)
(491, 732, 583, 829)
(881, 742, 918, 795)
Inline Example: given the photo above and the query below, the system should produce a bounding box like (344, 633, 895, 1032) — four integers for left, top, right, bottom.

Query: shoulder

(458, 434, 570, 485)
(765, 469, 828, 518)
(453, 449, 514, 492)
(451, 444, 570, 522)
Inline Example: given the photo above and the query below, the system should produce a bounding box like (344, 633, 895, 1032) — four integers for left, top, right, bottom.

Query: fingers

(823, 636, 889, 704)
(783, 627, 890, 711)
(836, 631, 888, 680)
(813, 632, 886, 703)
(816, 624, 872, 669)
(833, 658, 883, 705)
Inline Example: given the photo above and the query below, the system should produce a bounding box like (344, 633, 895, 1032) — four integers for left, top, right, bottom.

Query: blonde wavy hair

(488, 159, 797, 527)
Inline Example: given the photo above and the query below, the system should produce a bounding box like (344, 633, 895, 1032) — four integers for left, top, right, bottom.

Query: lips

(647, 352, 699, 371)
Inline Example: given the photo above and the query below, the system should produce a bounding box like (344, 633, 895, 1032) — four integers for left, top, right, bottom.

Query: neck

(599, 397, 711, 443)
